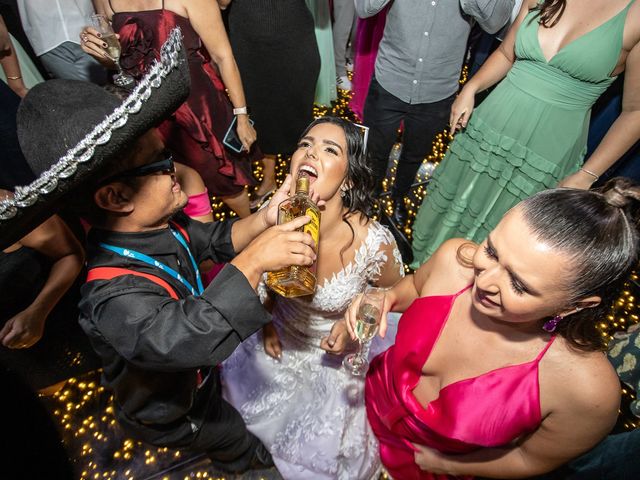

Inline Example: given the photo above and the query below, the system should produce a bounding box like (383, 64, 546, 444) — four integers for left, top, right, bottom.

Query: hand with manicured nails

(79, 26, 118, 69)
(320, 320, 354, 355)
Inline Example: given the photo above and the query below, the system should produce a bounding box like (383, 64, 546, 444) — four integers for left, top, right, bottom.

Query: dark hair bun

(600, 177, 640, 212)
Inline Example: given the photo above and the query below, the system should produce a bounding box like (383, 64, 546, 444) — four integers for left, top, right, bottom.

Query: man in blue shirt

(356, 0, 513, 225)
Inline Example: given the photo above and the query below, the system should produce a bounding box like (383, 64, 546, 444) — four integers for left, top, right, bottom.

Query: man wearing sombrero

(0, 30, 317, 473)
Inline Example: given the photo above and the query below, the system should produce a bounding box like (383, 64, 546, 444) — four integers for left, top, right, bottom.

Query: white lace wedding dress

(222, 221, 403, 479)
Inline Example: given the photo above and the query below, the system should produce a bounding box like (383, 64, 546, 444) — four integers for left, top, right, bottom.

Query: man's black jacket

(79, 214, 269, 427)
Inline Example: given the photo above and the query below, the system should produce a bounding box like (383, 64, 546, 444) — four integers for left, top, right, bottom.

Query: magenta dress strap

(366, 285, 554, 479)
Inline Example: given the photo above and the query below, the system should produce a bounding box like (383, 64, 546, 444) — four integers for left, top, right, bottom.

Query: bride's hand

(320, 320, 354, 355)
(263, 322, 282, 359)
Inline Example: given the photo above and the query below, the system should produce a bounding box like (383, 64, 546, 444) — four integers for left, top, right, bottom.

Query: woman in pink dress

(345, 178, 638, 479)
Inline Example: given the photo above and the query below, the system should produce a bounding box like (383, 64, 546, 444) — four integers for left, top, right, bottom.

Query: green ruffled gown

(410, 2, 634, 269)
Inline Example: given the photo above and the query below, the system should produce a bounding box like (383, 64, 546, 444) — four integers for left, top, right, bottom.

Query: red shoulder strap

(170, 221, 190, 243)
(86, 267, 179, 300)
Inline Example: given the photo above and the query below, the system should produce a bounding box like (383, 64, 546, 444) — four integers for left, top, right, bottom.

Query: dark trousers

(115, 370, 262, 472)
(363, 77, 454, 199)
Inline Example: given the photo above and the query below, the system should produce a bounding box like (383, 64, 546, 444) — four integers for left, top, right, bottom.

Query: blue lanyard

(99, 227, 204, 296)
(170, 229, 204, 294)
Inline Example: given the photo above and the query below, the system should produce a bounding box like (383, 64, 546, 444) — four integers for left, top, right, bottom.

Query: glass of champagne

(343, 285, 385, 376)
(90, 14, 133, 87)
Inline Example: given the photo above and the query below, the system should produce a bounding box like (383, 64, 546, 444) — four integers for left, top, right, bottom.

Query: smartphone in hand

(223, 116, 254, 153)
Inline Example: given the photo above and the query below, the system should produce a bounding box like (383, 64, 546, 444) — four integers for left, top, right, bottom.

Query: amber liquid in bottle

(265, 172, 320, 297)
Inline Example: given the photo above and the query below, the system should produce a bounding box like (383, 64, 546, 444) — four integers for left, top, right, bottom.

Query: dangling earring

(340, 184, 349, 199)
(543, 315, 563, 333)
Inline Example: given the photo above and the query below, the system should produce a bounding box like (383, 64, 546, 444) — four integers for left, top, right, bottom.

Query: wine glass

(90, 14, 133, 87)
(343, 285, 386, 376)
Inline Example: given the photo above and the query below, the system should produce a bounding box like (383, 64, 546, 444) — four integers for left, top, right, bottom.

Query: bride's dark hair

(532, 0, 567, 27)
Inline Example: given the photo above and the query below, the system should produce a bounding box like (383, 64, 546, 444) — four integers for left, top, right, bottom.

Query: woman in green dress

(411, 0, 640, 269)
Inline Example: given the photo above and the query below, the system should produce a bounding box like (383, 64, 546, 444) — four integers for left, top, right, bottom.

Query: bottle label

(304, 208, 320, 247)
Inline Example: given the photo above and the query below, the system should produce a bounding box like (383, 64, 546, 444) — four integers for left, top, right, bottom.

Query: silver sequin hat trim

(0, 28, 184, 221)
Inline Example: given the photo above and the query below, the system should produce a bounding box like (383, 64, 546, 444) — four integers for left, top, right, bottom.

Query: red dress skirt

(113, 8, 257, 196)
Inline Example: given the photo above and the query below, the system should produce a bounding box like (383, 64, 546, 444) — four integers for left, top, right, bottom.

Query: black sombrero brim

(0, 28, 190, 250)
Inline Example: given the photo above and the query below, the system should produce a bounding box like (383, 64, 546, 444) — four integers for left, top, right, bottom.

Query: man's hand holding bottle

(231, 174, 324, 288)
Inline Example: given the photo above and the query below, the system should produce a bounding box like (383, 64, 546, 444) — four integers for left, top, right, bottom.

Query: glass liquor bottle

(265, 172, 320, 297)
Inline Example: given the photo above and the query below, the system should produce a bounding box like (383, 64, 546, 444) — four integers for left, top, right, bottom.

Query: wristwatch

(233, 106, 249, 115)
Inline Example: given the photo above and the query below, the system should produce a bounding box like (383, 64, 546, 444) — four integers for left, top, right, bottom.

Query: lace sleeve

(364, 222, 405, 286)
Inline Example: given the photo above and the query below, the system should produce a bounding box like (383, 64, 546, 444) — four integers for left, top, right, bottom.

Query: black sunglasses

(103, 150, 175, 184)
(117, 150, 175, 178)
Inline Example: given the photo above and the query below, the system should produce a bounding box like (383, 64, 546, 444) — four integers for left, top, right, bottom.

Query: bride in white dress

(222, 117, 404, 479)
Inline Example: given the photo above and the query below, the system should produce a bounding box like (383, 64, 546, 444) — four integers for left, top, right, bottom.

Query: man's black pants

(115, 370, 263, 472)
(363, 77, 454, 199)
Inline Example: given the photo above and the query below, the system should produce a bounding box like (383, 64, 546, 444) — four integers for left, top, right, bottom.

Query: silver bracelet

(580, 167, 599, 181)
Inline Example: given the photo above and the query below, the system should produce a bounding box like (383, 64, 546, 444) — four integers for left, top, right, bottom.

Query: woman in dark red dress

(83, 0, 257, 217)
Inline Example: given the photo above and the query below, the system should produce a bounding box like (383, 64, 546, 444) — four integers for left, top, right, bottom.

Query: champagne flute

(343, 285, 385, 376)
(90, 14, 133, 87)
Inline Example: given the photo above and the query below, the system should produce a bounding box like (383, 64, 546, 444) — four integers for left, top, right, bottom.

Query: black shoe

(208, 439, 274, 474)
(249, 441, 274, 470)
(391, 198, 409, 227)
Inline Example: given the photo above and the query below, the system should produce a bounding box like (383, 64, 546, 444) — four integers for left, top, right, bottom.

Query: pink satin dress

(365, 285, 555, 479)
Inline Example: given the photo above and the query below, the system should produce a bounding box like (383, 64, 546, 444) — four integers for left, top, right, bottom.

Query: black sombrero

(0, 28, 190, 249)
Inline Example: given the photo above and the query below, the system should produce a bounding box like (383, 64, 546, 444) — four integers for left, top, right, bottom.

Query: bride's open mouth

(297, 164, 319, 184)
